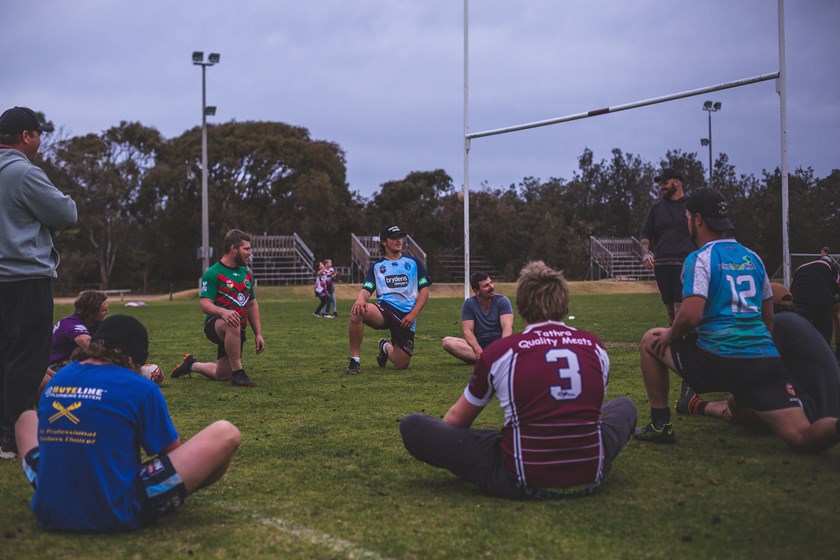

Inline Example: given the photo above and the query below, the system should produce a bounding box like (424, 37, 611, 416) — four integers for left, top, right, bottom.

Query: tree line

(39, 119, 839, 292)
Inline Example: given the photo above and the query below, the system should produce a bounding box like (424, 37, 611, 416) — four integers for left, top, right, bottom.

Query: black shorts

(654, 265, 684, 305)
(136, 454, 187, 525)
(204, 318, 247, 361)
(375, 303, 415, 357)
(671, 335, 802, 412)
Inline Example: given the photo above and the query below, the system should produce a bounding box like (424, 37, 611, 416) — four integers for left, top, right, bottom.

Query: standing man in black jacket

(639, 168, 695, 325)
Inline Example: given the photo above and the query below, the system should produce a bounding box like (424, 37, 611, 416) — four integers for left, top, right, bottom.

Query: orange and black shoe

(170, 354, 195, 379)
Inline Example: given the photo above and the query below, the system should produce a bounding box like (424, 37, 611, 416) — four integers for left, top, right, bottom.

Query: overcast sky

(4, 1, 838, 197)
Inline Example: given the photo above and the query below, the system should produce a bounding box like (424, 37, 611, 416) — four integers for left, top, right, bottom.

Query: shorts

(671, 335, 802, 412)
(205, 318, 247, 361)
(654, 265, 684, 305)
(375, 303, 415, 357)
(136, 454, 187, 525)
(23, 448, 187, 526)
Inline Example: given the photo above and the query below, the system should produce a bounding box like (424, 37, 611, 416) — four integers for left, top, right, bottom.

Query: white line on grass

(217, 502, 392, 560)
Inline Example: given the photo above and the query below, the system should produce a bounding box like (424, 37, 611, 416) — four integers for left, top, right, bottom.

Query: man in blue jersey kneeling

(345, 225, 433, 374)
(634, 189, 840, 452)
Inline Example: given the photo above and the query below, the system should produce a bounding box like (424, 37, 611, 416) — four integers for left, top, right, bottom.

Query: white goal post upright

(777, 0, 791, 287)
(463, 0, 471, 299)
(462, 0, 792, 294)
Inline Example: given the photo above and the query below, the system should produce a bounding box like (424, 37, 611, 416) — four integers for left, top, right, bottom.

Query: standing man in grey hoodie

(0, 107, 77, 459)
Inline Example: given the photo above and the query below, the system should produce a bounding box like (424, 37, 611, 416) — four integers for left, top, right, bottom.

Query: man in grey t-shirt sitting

(442, 273, 513, 364)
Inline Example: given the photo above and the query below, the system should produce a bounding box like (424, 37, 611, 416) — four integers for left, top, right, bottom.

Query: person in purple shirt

(442, 272, 513, 364)
(39, 290, 109, 394)
(49, 290, 109, 368)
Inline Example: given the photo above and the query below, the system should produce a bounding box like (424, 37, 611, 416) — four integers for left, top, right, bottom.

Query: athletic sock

(688, 395, 708, 415)
(350, 357, 360, 364)
(232, 368, 245, 377)
(651, 407, 671, 426)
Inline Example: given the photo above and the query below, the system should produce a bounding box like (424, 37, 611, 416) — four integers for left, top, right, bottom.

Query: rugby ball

(141, 363, 164, 385)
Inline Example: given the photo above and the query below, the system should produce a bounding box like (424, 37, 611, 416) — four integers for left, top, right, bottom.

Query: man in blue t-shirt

(442, 272, 513, 364)
(14, 315, 241, 532)
(345, 225, 433, 374)
(634, 189, 840, 452)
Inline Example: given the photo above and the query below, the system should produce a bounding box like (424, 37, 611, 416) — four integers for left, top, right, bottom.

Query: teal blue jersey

(363, 255, 432, 330)
(682, 239, 778, 358)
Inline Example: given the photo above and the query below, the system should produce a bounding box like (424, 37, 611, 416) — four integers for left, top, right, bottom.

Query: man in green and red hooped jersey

(170, 229, 265, 387)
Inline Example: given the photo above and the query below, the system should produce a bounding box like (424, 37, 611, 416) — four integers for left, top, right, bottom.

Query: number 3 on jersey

(546, 348, 582, 400)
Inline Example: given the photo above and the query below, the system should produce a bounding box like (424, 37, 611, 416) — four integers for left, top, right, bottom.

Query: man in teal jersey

(345, 225, 432, 374)
(634, 189, 840, 452)
(170, 229, 265, 387)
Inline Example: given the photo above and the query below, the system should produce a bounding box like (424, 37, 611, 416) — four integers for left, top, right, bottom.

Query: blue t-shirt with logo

(681, 239, 778, 358)
(31, 362, 178, 532)
(363, 255, 432, 330)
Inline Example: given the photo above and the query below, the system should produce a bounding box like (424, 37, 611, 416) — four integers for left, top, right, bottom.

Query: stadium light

(701, 100, 722, 188)
(192, 51, 221, 272)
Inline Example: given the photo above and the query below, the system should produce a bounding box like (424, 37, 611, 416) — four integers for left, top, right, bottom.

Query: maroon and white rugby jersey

(465, 320, 609, 489)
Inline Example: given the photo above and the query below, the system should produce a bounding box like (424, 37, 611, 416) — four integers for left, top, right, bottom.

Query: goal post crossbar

(467, 71, 780, 140)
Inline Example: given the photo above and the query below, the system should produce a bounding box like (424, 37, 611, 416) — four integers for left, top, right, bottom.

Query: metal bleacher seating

(250, 234, 315, 285)
(350, 233, 427, 283)
(588, 236, 655, 281)
(431, 253, 504, 283)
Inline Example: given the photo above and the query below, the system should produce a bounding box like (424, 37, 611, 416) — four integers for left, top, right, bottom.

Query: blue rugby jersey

(681, 239, 779, 357)
(363, 255, 432, 330)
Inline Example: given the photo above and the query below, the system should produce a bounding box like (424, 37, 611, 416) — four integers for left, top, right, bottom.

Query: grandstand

(250, 234, 315, 285)
(588, 236, 655, 281)
(349, 233, 427, 283)
(430, 253, 503, 283)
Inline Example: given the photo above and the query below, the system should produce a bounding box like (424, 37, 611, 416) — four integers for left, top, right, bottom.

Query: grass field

(1, 286, 838, 559)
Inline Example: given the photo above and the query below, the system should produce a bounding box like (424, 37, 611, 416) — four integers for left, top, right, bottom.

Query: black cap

(685, 188, 735, 232)
(654, 168, 683, 183)
(0, 107, 54, 134)
(379, 224, 407, 239)
(90, 315, 149, 367)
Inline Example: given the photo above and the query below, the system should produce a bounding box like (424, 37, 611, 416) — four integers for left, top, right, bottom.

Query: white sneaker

(0, 444, 18, 460)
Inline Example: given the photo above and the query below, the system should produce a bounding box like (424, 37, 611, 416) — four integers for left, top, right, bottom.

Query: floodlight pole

(193, 51, 220, 272)
(702, 101, 721, 188)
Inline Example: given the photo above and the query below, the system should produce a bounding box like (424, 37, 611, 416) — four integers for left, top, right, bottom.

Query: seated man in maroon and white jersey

(400, 261, 637, 499)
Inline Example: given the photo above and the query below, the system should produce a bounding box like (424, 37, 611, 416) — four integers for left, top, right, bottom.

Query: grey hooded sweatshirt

(0, 148, 77, 280)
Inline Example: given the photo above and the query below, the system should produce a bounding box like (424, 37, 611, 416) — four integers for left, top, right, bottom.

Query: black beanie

(90, 315, 149, 366)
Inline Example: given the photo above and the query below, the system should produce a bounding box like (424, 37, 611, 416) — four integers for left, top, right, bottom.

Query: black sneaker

(231, 371, 256, 387)
(345, 358, 361, 375)
(0, 437, 18, 460)
(633, 421, 676, 444)
(170, 354, 196, 379)
(675, 383, 695, 414)
(376, 338, 389, 368)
